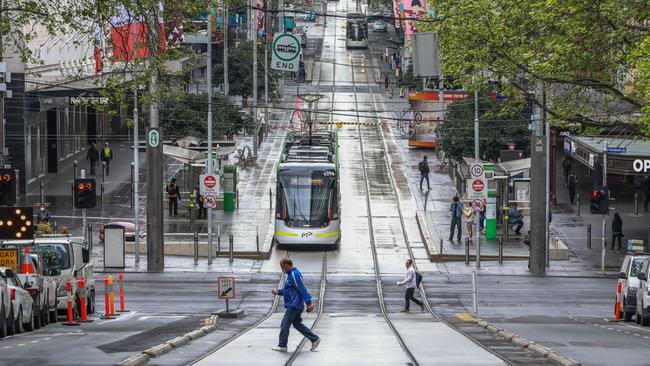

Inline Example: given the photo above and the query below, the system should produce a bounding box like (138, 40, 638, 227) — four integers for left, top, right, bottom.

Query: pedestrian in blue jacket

(271, 258, 321, 352)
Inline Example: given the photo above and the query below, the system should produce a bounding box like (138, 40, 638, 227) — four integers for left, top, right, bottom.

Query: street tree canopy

(436, 96, 530, 162)
(421, 0, 650, 131)
(159, 93, 254, 140)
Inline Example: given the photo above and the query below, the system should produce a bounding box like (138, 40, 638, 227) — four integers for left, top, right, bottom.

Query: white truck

(1, 237, 95, 320)
(17, 252, 57, 326)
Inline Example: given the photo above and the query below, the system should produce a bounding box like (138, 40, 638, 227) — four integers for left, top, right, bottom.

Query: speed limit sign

(470, 163, 484, 178)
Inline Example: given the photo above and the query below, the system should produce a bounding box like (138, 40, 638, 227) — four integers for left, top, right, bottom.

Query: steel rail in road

(362, 41, 516, 365)
(350, 50, 420, 366)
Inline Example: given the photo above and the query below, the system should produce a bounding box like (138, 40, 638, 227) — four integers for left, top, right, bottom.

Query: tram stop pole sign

(271, 33, 301, 72)
(467, 162, 487, 201)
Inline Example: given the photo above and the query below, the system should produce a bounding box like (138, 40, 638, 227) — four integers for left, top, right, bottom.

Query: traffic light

(74, 178, 96, 209)
(0, 207, 34, 240)
(0, 169, 16, 206)
(590, 187, 609, 214)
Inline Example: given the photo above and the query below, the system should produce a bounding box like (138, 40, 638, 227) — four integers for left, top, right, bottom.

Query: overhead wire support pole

(133, 17, 141, 263)
(544, 89, 550, 268)
(474, 88, 480, 269)
(224, 3, 229, 95)
(252, 0, 259, 157)
(601, 141, 607, 273)
(264, 0, 270, 138)
(207, 8, 214, 266)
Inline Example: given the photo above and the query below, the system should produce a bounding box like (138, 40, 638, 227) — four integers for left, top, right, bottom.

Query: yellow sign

(0, 249, 18, 273)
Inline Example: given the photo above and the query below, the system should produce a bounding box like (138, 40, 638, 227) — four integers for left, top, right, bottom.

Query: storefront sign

(633, 159, 650, 173)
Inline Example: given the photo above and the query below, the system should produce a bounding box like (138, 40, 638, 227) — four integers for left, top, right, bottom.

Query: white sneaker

(310, 338, 321, 351)
(272, 346, 288, 352)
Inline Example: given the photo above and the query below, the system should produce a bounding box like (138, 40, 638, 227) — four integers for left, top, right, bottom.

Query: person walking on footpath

(562, 156, 572, 186)
(449, 196, 463, 242)
(166, 178, 180, 216)
(396, 259, 424, 312)
(102, 142, 113, 176)
(567, 169, 578, 204)
(463, 203, 475, 243)
(418, 156, 431, 190)
(86, 142, 99, 175)
(271, 258, 320, 353)
(611, 212, 624, 252)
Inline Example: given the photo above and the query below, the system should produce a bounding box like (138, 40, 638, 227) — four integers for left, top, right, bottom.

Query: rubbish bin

(223, 165, 237, 212)
(104, 224, 126, 268)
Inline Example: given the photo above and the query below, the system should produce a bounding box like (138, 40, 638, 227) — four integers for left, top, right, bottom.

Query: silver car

(0, 275, 9, 337)
(617, 255, 649, 321)
(636, 259, 650, 325)
(0, 268, 35, 334)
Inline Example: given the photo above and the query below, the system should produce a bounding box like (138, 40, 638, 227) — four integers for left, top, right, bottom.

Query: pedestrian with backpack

(396, 259, 424, 312)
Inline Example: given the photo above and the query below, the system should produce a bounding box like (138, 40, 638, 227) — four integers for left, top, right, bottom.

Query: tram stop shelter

(563, 136, 650, 180)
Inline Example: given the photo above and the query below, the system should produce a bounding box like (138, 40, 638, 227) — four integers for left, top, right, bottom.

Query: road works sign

(271, 33, 301, 72)
(217, 276, 236, 299)
(0, 249, 18, 273)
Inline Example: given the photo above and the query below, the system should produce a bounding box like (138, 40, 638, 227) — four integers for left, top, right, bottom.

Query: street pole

(207, 11, 214, 266)
(529, 108, 546, 274)
(224, 4, 229, 95)
(474, 89, 480, 268)
(146, 64, 164, 271)
(264, 0, 270, 138)
(81, 169, 87, 240)
(251, 0, 259, 157)
(544, 90, 550, 267)
(133, 19, 141, 263)
(601, 141, 608, 273)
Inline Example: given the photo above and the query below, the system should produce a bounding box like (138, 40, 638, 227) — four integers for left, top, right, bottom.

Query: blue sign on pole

(607, 147, 627, 154)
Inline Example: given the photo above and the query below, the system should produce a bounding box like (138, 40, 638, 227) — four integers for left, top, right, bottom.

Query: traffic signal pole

(529, 111, 546, 275)
(207, 11, 214, 266)
(601, 141, 607, 273)
(80, 169, 87, 240)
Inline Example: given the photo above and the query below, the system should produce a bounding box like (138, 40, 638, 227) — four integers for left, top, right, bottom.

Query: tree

(436, 95, 530, 162)
(212, 40, 280, 103)
(420, 0, 650, 130)
(159, 93, 254, 140)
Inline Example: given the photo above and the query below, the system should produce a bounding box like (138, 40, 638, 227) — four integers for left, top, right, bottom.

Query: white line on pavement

(96, 310, 138, 325)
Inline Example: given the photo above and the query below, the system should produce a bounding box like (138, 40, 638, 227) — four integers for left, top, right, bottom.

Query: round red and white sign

(203, 195, 217, 208)
(203, 175, 217, 189)
(471, 179, 484, 192)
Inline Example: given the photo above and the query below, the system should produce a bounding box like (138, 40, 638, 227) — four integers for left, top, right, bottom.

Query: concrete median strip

(113, 315, 219, 366)
(455, 312, 581, 365)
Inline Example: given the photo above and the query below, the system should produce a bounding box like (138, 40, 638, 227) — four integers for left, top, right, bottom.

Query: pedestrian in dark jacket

(567, 170, 578, 204)
(271, 258, 320, 353)
(644, 177, 650, 212)
(86, 143, 99, 175)
(418, 156, 431, 190)
(449, 196, 463, 241)
(167, 178, 180, 216)
(611, 212, 624, 252)
(562, 156, 572, 186)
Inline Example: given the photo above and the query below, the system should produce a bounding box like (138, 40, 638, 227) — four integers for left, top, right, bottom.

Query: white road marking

(96, 310, 138, 325)
(620, 323, 650, 333)
(138, 315, 185, 321)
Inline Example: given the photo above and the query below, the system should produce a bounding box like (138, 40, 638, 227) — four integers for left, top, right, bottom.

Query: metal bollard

(635, 192, 639, 215)
(71, 183, 75, 208)
(229, 233, 234, 263)
(587, 224, 592, 249)
(424, 190, 430, 211)
(236, 188, 240, 209)
(576, 193, 581, 217)
(217, 225, 221, 256)
(102, 161, 106, 182)
(504, 215, 509, 240)
(269, 188, 273, 211)
(256, 226, 260, 258)
(101, 183, 105, 208)
(498, 236, 503, 265)
(73, 160, 78, 180)
(465, 239, 470, 265)
(471, 271, 478, 317)
(87, 223, 93, 250)
(193, 231, 199, 263)
(439, 238, 443, 255)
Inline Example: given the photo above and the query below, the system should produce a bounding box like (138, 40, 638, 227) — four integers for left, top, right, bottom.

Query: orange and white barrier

(63, 279, 79, 326)
(78, 277, 92, 323)
(108, 275, 116, 316)
(100, 276, 114, 320)
(118, 273, 128, 313)
(21, 247, 33, 274)
(615, 281, 622, 321)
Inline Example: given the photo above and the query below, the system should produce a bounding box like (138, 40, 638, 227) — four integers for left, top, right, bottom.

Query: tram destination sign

(271, 33, 301, 72)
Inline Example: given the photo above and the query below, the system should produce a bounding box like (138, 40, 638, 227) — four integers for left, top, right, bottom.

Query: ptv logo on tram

(301, 231, 313, 238)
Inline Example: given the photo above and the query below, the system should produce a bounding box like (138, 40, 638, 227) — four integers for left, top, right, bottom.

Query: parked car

(0, 268, 35, 334)
(617, 254, 649, 321)
(372, 20, 388, 32)
(17, 253, 58, 327)
(0, 276, 8, 338)
(635, 258, 650, 325)
(99, 222, 136, 242)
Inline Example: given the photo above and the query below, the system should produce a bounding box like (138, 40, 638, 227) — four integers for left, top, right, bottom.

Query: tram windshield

(278, 168, 336, 227)
(346, 21, 367, 42)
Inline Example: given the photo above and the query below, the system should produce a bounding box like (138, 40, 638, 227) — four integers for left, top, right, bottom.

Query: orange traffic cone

(21, 247, 33, 274)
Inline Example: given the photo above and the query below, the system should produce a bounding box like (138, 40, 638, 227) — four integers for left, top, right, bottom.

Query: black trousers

(89, 160, 97, 175)
(612, 234, 623, 251)
(405, 288, 423, 310)
(169, 197, 178, 215)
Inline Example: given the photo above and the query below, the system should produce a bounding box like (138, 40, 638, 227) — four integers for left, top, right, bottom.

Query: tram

(345, 13, 368, 49)
(274, 131, 340, 247)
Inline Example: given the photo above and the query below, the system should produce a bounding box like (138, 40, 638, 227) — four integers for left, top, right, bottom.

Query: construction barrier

(21, 247, 33, 274)
(78, 277, 92, 323)
(615, 281, 622, 321)
(100, 276, 114, 320)
(63, 279, 79, 326)
(118, 273, 129, 313)
(108, 275, 116, 316)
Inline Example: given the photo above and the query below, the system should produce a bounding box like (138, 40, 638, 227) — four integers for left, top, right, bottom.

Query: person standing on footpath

(86, 142, 99, 175)
(418, 156, 431, 190)
(102, 142, 113, 176)
(449, 196, 464, 242)
(271, 258, 321, 352)
(166, 178, 180, 216)
(463, 203, 475, 243)
(396, 259, 424, 312)
(193, 184, 206, 219)
(611, 212, 624, 252)
(644, 176, 650, 212)
(562, 156, 572, 186)
(567, 169, 578, 204)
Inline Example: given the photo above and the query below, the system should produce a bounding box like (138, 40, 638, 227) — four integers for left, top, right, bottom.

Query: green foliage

(437, 96, 530, 161)
(420, 0, 650, 129)
(159, 93, 253, 140)
(212, 41, 280, 101)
